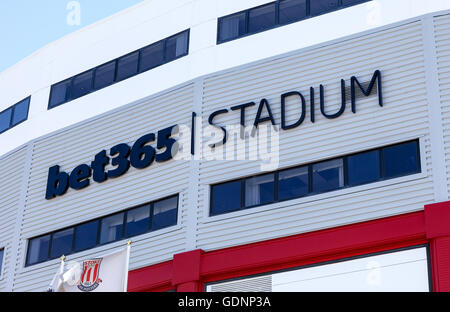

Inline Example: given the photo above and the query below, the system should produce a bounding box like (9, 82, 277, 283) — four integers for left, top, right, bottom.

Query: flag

(47, 243, 131, 292)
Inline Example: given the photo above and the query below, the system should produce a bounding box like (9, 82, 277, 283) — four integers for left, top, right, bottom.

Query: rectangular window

(278, 166, 309, 200)
(217, 1, 372, 44)
(100, 213, 125, 244)
(126, 204, 151, 237)
(48, 30, 190, 109)
(94, 61, 116, 90)
(0, 108, 12, 133)
(50, 228, 74, 259)
(49, 79, 72, 108)
(312, 159, 344, 193)
(245, 174, 275, 207)
(27, 235, 51, 266)
(382, 141, 420, 179)
(210, 140, 419, 217)
(248, 3, 276, 34)
(218, 12, 247, 42)
(165, 31, 189, 61)
(310, 0, 340, 16)
(140, 41, 164, 72)
(74, 220, 99, 252)
(347, 150, 380, 186)
(71, 70, 94, 99)
(211, 181, 242, 215)
(26, 195, 178, 266)
(152, 197, 178, 230)
(279, 0, 307, 25)
(11, 97, 30, 126)
(116, 52, 139, 82)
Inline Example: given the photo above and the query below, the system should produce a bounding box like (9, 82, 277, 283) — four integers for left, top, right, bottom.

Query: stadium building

(1, 0, 450, 292)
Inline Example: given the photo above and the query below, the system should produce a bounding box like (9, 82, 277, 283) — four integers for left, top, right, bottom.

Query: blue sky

(0, 0, 144, 73)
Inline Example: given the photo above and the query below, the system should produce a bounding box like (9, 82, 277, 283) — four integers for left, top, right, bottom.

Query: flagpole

(124, 240, 132, 292)
(47, 255, 65, 292)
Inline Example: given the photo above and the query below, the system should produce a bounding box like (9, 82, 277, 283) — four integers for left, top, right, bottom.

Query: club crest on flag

(77, 258, 103, 292)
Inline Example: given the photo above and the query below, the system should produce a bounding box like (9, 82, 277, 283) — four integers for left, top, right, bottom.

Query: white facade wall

(0, 3, 449, 292)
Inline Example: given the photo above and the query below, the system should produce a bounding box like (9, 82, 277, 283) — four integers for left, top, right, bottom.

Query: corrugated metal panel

(13, 84, 194, 292)
(208, 275, 272, 292)
(197, 20, 434, 251)
(0, 147, 27, 291)
(434, 14, 450, 196)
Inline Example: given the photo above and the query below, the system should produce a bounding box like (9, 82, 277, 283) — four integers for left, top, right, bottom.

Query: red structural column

(172, 249, 205, 292)
(425, 201, 450, 292)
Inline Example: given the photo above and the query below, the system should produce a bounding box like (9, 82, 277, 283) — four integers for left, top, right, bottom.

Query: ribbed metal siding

(13, 84, 194, 292)
(197, 20, 434, 251)
(434, 14, 450, 197)
(0, 147, 27, 291)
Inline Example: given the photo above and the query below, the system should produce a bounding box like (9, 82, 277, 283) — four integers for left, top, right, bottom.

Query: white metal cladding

(12, 84, 194, 292)
(434, 13, 450, 197)
(1, 11, 450, 292)
(197, 19, 434, 250)
(0, 147, 27, 291)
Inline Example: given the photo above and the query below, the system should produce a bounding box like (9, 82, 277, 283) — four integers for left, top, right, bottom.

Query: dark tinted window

(26, 196, 179, 266)
(50, 229, 74, 259)
(74, 220, 99, 252)
(0, 108, 12, 133)
(140, 42, 164, 72)
(310, 0, 340, 16)
(165, 31, 189, 61)
(210, 140, 419, 216)
(383, 141, 420, 178)
(152, 197, 178, 230)
(49, 79, 72, 108)
(94, 61, 116, 90)
(11, 97, 30, 126)
(27, 235, 51, 265)
(248, 3, 276, 33)
(279, 166, 309, 200)
(48, 31, 189, 109)
(100, 213, 124, 244)
(347, 150, 381, 186)
(342, 0, 368, 6)
(71, 70, 93, 99)
(245, 174, 275, 207)
(211, 181, 242, 215)
(312, 159, 344, 193)
(116, 52, 139, 82)
(218, 12, 247, 42)
(279, 0, 307, 24)
(126, 205, 150, 237)
(217, 1, 370, 44)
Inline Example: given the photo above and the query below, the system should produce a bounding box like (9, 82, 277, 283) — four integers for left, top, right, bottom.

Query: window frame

(48, 30, 190, 109)
(209, 140, 421, 217)
(0, 96, 31, 135)
(25, 194, 179, 267)
(70, 69, 95, 100)
(217, 0, 372, 44)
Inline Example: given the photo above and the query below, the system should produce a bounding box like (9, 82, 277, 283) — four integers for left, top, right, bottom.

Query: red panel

(201, 212, 426, 281)
(172, 249, 204, 285)
(430, 236, 450, 292)
(425, 201, 450, 239)
(127, 260, 172, 292)
(128, 211, 430, 291)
